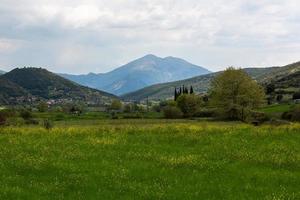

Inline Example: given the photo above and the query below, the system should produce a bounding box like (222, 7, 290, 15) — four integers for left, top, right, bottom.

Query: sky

(0, 0, 299, 74)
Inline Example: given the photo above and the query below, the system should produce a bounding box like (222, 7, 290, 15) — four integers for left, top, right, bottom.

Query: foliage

(193, 108, 216, 118)
(176, 94, 202, 117)
(63, 103, 86, 115)
(37, 101, 48, 112)
(163, 106, 183, 119)
(110, 100, 122, 111)
(43, 119, 54, 130)
(282, 105, 300, 122)
(19, 109, 33, 120)
(293, 92, 300, 100)
(209, 67, 266, 121)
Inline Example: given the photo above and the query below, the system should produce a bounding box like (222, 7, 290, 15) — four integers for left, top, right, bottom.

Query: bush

(123, 113, 143, 119)
(37, 101, 48, 112)
(163, 106, 183, 119)
(281, 106, 300, 122)
(194, 108, 216, 118)
(293, 92, 300, 100)
(176, 94, 202, 118)
(0, 112, 7, 125)
(20, 109, 33, 120)
(249, 111, 269, 125)
(43, 119, 53, 130)
(25, 118, 39, 125)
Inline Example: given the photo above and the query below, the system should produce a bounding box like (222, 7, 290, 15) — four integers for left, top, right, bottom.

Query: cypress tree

(174, 88, 178, 101)
(184, 86, 188, 94)
(190, 86, 194, 94)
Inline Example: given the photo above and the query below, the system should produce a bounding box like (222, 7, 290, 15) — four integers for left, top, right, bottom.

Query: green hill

(122, 62, 300, 101)
(0, 68, 117, 105)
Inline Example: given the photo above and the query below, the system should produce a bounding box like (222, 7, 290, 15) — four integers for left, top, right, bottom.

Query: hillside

(0, 68, 117, 105)
(0, 69, 5, 75)
(122, 63, 300, 101)
(61, 54, 211, 95)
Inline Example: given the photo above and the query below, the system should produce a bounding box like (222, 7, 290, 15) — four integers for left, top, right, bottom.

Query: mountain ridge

(61, 54, 211, 95)
(122, 61, 300, 101)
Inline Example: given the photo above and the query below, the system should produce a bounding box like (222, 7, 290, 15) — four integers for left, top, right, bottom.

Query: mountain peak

(62, 55, 211, 96)
(141, 54, 161, 60)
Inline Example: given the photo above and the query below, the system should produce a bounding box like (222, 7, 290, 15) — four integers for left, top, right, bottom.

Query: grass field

(0, 120, 300, 199)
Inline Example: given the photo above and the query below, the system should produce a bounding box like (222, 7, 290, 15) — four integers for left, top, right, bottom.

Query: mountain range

(0, 70, 5, 75)
(0, 68, 116, 105)
(61, 54, 211, 96)
(122, 61, 300, 101)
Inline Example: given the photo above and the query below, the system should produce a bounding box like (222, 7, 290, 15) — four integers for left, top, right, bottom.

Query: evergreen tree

(190, 86, 194, 94)
(174, 88, 178, 101)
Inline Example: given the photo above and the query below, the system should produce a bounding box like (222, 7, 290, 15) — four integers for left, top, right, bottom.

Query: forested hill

(0, 68, 117, 105)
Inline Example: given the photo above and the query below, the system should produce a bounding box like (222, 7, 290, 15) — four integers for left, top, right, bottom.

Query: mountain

(122, 62, 300, 101)
(259, 62, 300, 92)
(0, 70, 5, 75)
(61, 54, 211, 96)
(0, 68, 117, 105)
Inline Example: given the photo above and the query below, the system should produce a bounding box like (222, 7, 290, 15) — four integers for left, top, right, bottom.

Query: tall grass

(0, 121, 299, 199)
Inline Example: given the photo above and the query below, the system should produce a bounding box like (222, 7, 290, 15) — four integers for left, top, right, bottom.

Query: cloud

(0, 0, 299, 73)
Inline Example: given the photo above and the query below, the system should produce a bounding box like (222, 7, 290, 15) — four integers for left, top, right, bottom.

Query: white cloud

(0, 0, 299, 73)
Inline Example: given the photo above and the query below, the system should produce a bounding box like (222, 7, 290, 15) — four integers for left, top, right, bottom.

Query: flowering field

(0, 120, 300, 199)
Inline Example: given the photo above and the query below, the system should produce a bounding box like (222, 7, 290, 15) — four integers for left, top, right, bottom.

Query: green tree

(110, 100, 122, 111)
(209, 67, 265, 121)
(176, 94, 202, 117)
(163, 106, 183, 119)
(37, 101, 48, 112)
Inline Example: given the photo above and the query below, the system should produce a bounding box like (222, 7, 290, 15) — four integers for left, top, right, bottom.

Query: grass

(259, 104, 292, 114)
(0, 120, 300, 199)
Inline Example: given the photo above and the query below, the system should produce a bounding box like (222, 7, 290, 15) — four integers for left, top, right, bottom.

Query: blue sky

(0, 0, 299, 74)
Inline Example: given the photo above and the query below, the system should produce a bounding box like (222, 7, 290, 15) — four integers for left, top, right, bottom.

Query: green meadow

(0, 120, 300, 199)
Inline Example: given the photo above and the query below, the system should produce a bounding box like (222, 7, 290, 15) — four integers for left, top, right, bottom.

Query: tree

(209, 67, 266, 121)
(174, 88, 178, 101)
(163, 106, 183, 119)
(37, 101, 48, 112)
(266, 84, 275, 94)
(293, 92, 300, 100)
(276, 94, 283, 102)
(190, 86, 194, 94)
(176, 94, 202, 117)
(110, 100, 122, 111)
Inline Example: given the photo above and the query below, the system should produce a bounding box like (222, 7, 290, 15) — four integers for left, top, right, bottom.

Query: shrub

(37, 101, 48, 112)
(110, 100, 122, 111)
(163, 106, 183, 119)
(43, 119, 53, 130)
(176, 94, 202, 118)
(281, 106, 300, 122)
(293, 92, 300, 100)
(0, 109, 17, 125)
(194, 108, 216, 118)
(25, 118, 39, 125)
(249, 111, 269, 125)
(20, 109, 33, 120)
(0, 112, 7, 125)
(124, 104, 133, 113)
